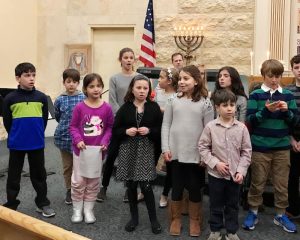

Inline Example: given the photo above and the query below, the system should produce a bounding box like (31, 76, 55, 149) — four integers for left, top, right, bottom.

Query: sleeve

(161, 100, 173, 153)
(148, 103, 163, 142)
(112, 106, 127, 141)
(54, 97, 61, 122)
(42, 94, 49, 130)
(198, 125, 220, 169)
(69, 104, 83, 146)
(236, 126, 252, 176)
(2, 96, 12, 133)
(237, 96, 247, 122)
(109, 76, 120, 115)
(283, 96, 297, 125)
(100, 105, 114, 147)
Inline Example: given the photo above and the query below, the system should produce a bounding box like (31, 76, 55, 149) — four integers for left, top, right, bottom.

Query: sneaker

(96, 187, 107, 202)
(123, 189, 129, 203)
(137, 192, 144, 202)
(159, 195, 168, 208)
(242, 210, 258, 230)
(274, 214, 297, 233)
(225, 233, 240, 240)
(36, 205, 56, 217)
(65, 189, 72, 205)
(207, 232, 222, 240)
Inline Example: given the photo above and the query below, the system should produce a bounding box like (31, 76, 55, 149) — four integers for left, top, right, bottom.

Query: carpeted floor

(0, 137, 299, 240)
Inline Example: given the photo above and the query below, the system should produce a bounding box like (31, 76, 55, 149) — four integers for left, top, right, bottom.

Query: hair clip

(167, 68, 173, 79)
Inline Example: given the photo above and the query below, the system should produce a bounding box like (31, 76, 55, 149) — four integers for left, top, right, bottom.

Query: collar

(261, 83, 282, 94)
(61, 90, 81, 96)
(215, 117, 238, 128)
(17, 85, 35, 93)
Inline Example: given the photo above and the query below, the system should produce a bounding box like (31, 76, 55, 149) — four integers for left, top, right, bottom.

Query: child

(154, 67, 178, 208)
(2, 62, 55, 217)
(242, 59, 297, 233)
(98, 47, 139, 203)
(54, 68, 85, 205)
(69, 73, 113, 224)
(199, 89, 252, 240)
(285, 54, 300, 219)
(115, 74, 163, 234)
(214, 66, 248, 122)
(162, 65, 214, 237)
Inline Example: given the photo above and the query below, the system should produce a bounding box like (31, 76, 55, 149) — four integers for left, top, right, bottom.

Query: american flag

(139, 0, 156, 67)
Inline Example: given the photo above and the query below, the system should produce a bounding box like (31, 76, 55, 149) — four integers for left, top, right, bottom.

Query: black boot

(141, 182, 162, 234)
(125, 181, 139, 232)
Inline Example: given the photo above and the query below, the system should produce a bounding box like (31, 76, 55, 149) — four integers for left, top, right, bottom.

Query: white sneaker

(207, 232, 222, 240)
(159, 195, 168, 208)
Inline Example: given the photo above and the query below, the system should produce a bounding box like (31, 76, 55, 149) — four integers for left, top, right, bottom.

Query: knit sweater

(246, 86, 297, 152)
(3, 86, 48, 150)
(161, 96, 214, 164)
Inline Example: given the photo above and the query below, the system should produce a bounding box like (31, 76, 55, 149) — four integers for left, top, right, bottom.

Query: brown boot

(181, 189, 189, 215)
(189, 201, 201, 237)
(169, 201, 182, 236)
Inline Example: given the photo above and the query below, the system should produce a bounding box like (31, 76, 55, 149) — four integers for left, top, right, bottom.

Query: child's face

(16, 71, 36, 90)
(132, 80, 149, 102)
(63, 77, 79, 95)
(85, 79, 103, 100)
(120, 51, 135, 72)
(263, 73, 281, 90)
(158, 71, 170, 89)
(178, 71, 197, 97)
(216, 101, 236, 121)
(218, 70, 231, 89)
(292, 63, 300, 81)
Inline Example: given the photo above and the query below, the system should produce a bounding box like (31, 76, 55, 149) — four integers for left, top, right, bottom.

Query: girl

(154, 68, 179, 208)
(162, 65, 214, 237)
(214, 66, 248, 122)
(98, 47, 139, 203)
(115, 74, 163, 234)
(70, 73, 114, 224)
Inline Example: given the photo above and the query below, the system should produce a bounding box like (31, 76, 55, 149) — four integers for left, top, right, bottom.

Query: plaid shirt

(54, 91, 85, 153)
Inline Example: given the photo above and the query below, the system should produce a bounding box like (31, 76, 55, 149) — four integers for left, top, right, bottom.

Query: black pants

(287, 150, 300, 215)
(4, 149, 50, 210)
(162, 161, 172, 196)
(208, 175, 240, 234)
(171, 160, 205, 202)
(102, 137, 120, 188)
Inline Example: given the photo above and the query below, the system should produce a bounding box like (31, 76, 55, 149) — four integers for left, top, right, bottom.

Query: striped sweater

(246, 87, 297, 152)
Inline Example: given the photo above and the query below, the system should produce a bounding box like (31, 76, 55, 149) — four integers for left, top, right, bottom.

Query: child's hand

(234, 172, 244, 184)
(163, 151, 172, 162)
(77, 141, 86, 150)
(137, 127, 150, 135)
(100, 145, 107, 151)
(215, 162, 229, 176)
(126, 127, 138, 136)
(265, 100, 280, 112)
(278, 101, 288, 112)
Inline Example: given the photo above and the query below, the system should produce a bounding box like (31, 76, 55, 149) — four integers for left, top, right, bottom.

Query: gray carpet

(0, 137, 299, 240)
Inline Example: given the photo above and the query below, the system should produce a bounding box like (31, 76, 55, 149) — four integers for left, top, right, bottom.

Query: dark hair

(290, 54, 300, 68)
(15, 62, 36, 77)
(124, 74, 152, 102)
(215, 66, 247, 98)
(82, 73, 104, 97)
(160, 67, 179, 90)
(171, 52, 184, 62)
(178, 65, 208, 101)
(62, 69, 80, 83)
(212, 89, 237, 106)
(260, 59, 284, 77)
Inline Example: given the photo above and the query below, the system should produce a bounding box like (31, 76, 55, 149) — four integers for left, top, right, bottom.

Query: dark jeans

(4, 149, 50, 210)
(208, 175, 240, 234)
(102, 137, 120, 188)
(162, 161, 172, 196)
(287, 150, 300, 215)
(171, 160, 205, 202)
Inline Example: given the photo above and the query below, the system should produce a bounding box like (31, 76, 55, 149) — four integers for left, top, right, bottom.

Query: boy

(285, 54, 300, 219)
(243, 59, 297, 233)
(54, 68, 85, 205)
(2, 62, 55, 217)
(199, 89, 252, 240)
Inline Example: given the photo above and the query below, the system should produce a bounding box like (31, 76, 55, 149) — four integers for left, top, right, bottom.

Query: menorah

(173, 26, 204, 65)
